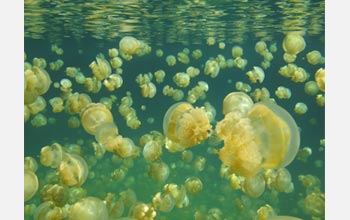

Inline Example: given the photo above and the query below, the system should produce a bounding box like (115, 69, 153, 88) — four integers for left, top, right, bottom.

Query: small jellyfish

(58, 153, 89, 187)
(246, 66, 265, 84)
(314, 68, 325, 92)
(242, 173, 265, 198)
(294, 102, 308, 115)
(222, 92, 254, 115)
(143, 140, 162, 161)
(68, 197, 109, 220)
(149, 161, 170, 183)
(184, 177, 203, 195)
(24, 169, 39, 202)
(231, 46, 243, 58)
(80, 103, 114, 135)
(163, 102, 211, 148)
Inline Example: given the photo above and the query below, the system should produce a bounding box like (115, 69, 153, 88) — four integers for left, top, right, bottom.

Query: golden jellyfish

(110, 56, 123, 69)
(222, 92, 254, 115)
(119, 36, 141, 56)
(186, 66, 200, 78)
(40, 143, 64, 168)
(184, 177, 203, 195)
(304, 192, 325, 218)
(152, 192, 175, 212)
(108, 48, 119, 57)
(248, 102, 300, 169)
(218, 42, 226, 49)
(316, 94, 325, 107)
(33, 201, 63, 220)
(80, 103, 114, 135)
(58, 153, 89, 187)
(149, 161, 170, 183)
(274, 168, 294, 193)
(166, 55, 176, 66)
(28, 96, 46, 115)
(216, 101, 300, 177)
(140, 82, 157, 98)
(67, 116, 81, 128)
(314, 68, 325, 92)
(306, 50, 324, 65)
(177, 52, 190, 64)
(129, 202, 157, 220)
(49, 97, 65, 113)
(95, 122, 118, 145)
(294, 102, 308, 115)
(163, 184, 189, 208)
(235, 81, 251, 93)
(143, 140, 162, 161)
(304, 81, 319, 96)
(204, 59, 220, 78)
(40, 184, 69, 207)
(255, 41, 267, 55)
(24, 169, 39, 202)
(246, 66, 265, 84)
(191, 49, 202, 59)
(154, 70, 165, 83)
(24, 156, 38, 172)
(30, 113, 47, 127)
(24, 105, 30, 122)
(231, 46, 243, 58)
(282, 33, 306, 56)
(68, 197, 108, 220)
(163, 102, 211, 148)
(242, 173, 265, 198)
(173, 72, 190, 88)
(275, 86, 291, 99)
(114, 136, 139, 158)
(156, 49, 164, 57)
(207, 37, 216, 45)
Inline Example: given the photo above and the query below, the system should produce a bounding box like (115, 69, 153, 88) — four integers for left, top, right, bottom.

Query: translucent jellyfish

(304, 81, 319, 96)
(143, 140, 162, 161)
(314, 68, 325, 92)
(24, 169, 39, 202)
(166, 55, 176, 66)
(304, 192, 325, 218)
(184, 177, 203, 195)
(129, 202, 157, 220)
(33, 201, 63, 220)
(40, 143, 64, 168)
(255, 41, 267, 55)
(152, 192, 175, 212)
(58, 153, 89, 187)
(282, 33, 306, 56)
(140, 82, 157, 98)
(68, 197, 108, 220)
(216, 102, 300, 177)
(173, 72, 190, 88)
(80, 103, 114, 135)
(231, 46, 243, 58)
(246, 66, 265, 84)
(242, 173, 265, 198)
(95, 122, 119, 145)
(204, 60, 220, 78)
(24, 156, 38, 172)
(114, 136, 139, 158)
(40, 184, 69, 207)
(294, 102, 308, 115)
(306, 50, 324, 65)
(247, 102, 300, 169)
(119, 36, 141, 56)
(274, 168, 294, 193)
(163, 102, 211, 148)
(222, 92, 254, 115)
(149, 161, 170, 183)
(28, 96, 46, 115)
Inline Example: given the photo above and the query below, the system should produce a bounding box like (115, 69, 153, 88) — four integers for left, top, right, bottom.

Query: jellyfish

(282, 33, 306, 62)
(68, 197, 109, 220)
(58, 153, 89, 187)
(24, 169, 39, 202)
(242, 172, 265, 198)
(222, 92, 254, 115)
(80, 103, 114, 135)
(163, 102, 211, 148)
(216, 101, 300, 177)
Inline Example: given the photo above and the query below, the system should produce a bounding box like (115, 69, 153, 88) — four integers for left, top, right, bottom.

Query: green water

(24, 0, 325, 220)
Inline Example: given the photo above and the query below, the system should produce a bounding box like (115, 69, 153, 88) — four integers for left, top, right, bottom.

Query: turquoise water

(24, 1, 325, 220)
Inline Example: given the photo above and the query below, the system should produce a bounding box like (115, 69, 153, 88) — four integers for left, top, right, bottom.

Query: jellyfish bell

(247, 101, 300, 169)
(24, 169, 39, 202)
(222, 92, 254, 115)
(282, 33, 306, 56)
(58, 153, 89, 187)
(95, 122, 119, 145)
(68, 197, 108, 220)
(163, 102, 211, 148)
(80, 103, 114, 135)
(242, 172, 265, 198)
